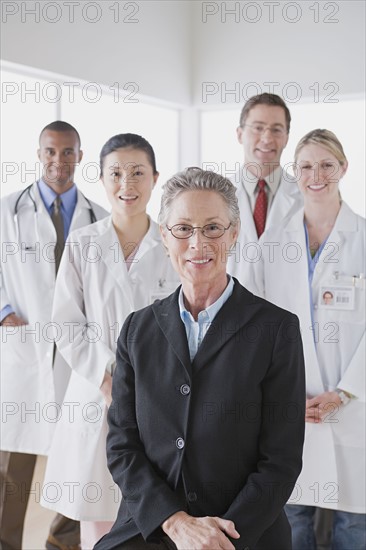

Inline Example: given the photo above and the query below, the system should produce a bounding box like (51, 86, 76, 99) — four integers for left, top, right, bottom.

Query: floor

(23, 456, 55, 550)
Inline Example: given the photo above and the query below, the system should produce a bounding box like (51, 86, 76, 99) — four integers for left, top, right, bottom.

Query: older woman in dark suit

(95, 167, 305, 550)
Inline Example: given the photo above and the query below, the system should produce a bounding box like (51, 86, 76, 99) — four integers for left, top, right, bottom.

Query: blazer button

(176, 437, 185, 449)
(180, 384, 191, 395)
(187, 491, 197, 502)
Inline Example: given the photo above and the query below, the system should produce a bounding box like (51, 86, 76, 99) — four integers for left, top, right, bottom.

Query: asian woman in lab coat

(41, 133, 179, 549)
(254, 129, 365, 549)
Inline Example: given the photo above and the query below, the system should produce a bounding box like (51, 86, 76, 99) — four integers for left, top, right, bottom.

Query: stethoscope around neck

(13, 183, 98, 245)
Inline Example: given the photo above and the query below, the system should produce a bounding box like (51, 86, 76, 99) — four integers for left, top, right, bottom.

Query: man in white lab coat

(0, 121, 108, 550)
(227, 93, 302, 289)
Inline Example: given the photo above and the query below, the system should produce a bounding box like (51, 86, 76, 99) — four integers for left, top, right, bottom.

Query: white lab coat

(41, 216, 180, 520)
(0, 182, 108, 455)
(227, 167, 302, 291)
(253, 202, 365, 513)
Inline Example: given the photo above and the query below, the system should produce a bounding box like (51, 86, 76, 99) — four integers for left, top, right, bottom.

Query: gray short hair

(158, 167, 240, 226)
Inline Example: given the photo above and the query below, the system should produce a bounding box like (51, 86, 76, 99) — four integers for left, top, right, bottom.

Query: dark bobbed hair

(99, 133, 158, 177)
(39, 121, 81, 147)
(239, 93, 291, 133)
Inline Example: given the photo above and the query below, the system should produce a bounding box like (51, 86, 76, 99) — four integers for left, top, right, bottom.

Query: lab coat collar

(74, 188, 96, 212)
(276, 169, 300, 199)
(284, 205, 306, 231)
(92, 217, 134, 309)
(31, 181, 48, 214)
(94, 217, 162, 310)
(134, 218, 161, 261)
(332, 201, 358, 232)
(285, 201, 358, 233)
(94, 216, 160, 254)
(94, 217, 121, 259)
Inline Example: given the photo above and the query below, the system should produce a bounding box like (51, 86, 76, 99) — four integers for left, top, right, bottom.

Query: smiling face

(236, 104, 289, 178)
(160, 190, 238, 292)
(101, 147, 158, 218)
(37, 130, 83, 192)
(295, 143, 347, 204)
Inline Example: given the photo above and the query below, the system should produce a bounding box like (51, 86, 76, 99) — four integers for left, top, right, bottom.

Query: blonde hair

(294, 129, 347, 166)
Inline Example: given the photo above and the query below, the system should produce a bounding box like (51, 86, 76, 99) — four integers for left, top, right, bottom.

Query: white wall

(1, 1, 192, 105)
(192, 1, 365, 106)
(2, 1, 365, 107)
(1, 1, 365, 181)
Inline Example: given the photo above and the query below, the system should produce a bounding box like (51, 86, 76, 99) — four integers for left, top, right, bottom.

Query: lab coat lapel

(285, 204, 305, 231)
(152, 289, 192, 378)
(69, 189, 93, 231)
(282, 208, 310, 298)
(266, 171, 300, 228)
(284, 209, 327, 394)
(95, 218, 135, 310)
(32, 181, 48, 213)
(32, 182, 57, 241)
(312, 202, 356, 288)
(235, 182, 258, 243)
(131, 218, 160, 267)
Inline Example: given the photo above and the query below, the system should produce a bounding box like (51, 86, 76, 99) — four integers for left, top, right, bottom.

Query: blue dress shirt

(178, 276, 234, 361)
(38, 179, 77, 240)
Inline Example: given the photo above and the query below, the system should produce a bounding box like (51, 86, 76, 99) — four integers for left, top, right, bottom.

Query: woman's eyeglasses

(166, 223, 231, 239)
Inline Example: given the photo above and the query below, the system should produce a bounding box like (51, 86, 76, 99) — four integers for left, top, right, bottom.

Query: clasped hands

(162, 511, 240, 550)
(306, 391, 342, 423)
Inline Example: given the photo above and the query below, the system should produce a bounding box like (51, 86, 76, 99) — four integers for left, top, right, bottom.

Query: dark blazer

(95, 279, 305, 550)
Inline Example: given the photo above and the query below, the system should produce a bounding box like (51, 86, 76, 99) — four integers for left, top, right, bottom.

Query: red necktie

(253, 179, 267, 238)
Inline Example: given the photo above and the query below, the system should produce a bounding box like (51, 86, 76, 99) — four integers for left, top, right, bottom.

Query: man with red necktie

(227, 93, 302, 288)
(228, 94, 333, 549)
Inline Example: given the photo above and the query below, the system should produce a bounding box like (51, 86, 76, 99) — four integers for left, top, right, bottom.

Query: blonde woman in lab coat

(41, 133, 179, 549)
(254, 129, 365, 549)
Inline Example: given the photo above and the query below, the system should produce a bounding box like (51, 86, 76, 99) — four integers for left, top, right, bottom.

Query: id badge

(319, 284, 355, 310)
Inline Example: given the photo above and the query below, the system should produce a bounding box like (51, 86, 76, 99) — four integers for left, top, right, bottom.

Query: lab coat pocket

(1, 324, 39, 367)
(61, 370, 107, 434)
(1, 326, 42, 408)
(343, 286, 364, 324)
